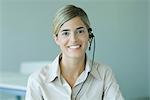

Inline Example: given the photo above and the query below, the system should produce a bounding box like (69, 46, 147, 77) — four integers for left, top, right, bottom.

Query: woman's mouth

(68, 45, 81, 49)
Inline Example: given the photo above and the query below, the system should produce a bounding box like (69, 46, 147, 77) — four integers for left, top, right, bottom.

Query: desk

(0, 71, 29, 100)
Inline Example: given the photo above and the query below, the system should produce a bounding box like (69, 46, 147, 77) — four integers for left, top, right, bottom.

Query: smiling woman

(25, 5, 124, 100)
(55, 16, 89, 59)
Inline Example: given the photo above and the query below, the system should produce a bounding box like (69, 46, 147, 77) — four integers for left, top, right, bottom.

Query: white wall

(1, 0, 149, 99)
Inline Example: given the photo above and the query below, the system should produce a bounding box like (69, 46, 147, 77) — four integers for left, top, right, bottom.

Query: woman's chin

(66, 52, 84, 59)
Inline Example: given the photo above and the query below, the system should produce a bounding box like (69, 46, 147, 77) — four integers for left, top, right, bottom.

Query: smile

(68, 45, 81, 49)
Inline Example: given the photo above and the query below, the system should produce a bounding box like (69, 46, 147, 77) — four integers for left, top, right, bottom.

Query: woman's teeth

(69, 45, 80, 49)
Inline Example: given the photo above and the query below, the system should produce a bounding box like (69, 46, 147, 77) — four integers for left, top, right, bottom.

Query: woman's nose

(70, 33, 78, 42)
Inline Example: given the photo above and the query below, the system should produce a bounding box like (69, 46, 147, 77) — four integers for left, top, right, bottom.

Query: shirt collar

(86, 58, 102, 80)
(47, 54, 61, 82)
(47, 54, 102, 83)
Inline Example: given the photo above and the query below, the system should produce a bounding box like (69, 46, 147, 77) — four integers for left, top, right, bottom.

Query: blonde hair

(52, 5, 91, 36)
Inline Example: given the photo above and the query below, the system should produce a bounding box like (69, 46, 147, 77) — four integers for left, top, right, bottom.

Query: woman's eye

(77, 29, 85, 34)
(62, 32, 70, 36)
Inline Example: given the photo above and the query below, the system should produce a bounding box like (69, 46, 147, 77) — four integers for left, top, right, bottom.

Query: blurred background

(0, 0, 150, 100)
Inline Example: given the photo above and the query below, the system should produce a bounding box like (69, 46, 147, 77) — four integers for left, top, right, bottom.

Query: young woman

(25, 5, 124, 100)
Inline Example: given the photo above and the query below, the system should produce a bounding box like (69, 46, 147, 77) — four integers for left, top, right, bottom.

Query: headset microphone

(89, 33, 94, 50)
(88, 28, 95, 66)
(88, 28, 95, 65)
(88, 28, 95, 51)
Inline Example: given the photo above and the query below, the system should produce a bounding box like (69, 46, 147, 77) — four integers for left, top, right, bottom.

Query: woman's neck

(61, 54, 85, 73)
(59, 54, 86, 87)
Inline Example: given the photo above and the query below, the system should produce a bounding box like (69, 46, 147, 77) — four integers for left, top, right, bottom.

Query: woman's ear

(53, 34, 60, 45)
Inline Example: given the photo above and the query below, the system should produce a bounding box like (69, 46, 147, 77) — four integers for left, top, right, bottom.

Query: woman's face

(54, 16, 89, 59)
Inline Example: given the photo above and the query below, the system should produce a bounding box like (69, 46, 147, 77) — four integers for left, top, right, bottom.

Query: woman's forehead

(60, 16, 86, 31)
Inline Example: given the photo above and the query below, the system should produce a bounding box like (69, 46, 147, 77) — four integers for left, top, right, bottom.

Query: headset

(88, 28, 94, 50)
(88, 28, 95, 67)
(74, 28, 96, 100)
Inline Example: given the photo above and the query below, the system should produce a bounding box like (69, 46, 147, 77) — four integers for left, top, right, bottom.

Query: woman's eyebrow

(61, 29, 70, 32)
(76, 27, 84, 30)
(60, 27, 85, 32)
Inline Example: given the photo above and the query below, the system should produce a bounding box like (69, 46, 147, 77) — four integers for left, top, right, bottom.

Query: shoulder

(92, 61, 114, 80)
(27, 64, 51, 84)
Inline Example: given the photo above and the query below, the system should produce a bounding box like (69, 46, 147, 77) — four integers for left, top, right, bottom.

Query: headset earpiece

(88, 28, 94, 39)
(88, 28, 92, 33)
(88, 28, 95, 50)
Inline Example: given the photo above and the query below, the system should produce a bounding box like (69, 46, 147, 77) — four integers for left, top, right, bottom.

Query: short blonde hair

(52, 5, 91, 36)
